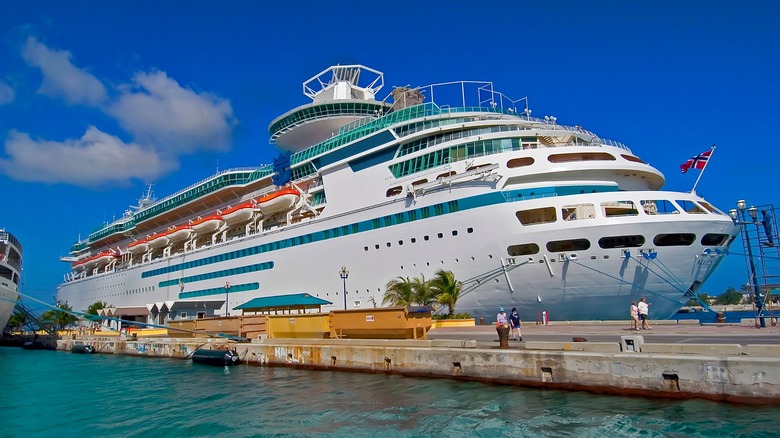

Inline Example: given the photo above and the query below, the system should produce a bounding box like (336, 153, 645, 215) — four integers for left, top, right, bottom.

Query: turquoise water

(1, 348, 778, 437)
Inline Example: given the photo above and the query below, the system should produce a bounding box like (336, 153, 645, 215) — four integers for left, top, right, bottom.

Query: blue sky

(1, 1, 778, 307)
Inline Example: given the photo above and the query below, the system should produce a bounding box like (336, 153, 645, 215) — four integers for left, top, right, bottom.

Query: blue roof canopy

(234, 293, 332, 312)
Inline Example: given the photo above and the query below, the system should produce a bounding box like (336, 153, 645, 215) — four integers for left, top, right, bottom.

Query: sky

(1, 1, 778, 307)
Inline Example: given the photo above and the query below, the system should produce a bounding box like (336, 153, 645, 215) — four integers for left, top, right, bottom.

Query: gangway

(731, 202, 780, 328)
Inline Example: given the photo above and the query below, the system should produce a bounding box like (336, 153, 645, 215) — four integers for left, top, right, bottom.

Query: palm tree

(383, 276, 415, 307)
(7, 308, 28, 331)
(411, 274, 436, 307)
(41, 303, 79, 331)
(430, 269, 462, 316)
(86, 301, 108, 324)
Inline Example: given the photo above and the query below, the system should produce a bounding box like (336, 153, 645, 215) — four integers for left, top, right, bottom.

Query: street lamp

(224, 281, 231, 316)
(730, 200, 764, 327)
(339, 266, 349, 310)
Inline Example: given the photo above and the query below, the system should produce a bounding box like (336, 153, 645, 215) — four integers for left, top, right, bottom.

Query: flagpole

(691, 144, 716, 195)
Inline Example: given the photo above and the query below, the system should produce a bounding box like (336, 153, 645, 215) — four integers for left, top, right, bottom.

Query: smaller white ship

(0, 229, 22, 332)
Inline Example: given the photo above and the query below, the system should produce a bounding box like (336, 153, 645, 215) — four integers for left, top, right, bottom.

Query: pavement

(427, 320, 780, 348)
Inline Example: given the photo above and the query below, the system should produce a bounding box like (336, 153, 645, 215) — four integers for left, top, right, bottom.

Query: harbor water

(1, 348, 779, 437)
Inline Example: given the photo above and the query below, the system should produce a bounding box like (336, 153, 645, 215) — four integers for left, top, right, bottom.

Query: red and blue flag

(680, 149, 712, 173)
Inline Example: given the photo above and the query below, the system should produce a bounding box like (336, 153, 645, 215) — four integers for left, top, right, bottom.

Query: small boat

(128, 238, 150, 254)
(93, 251, 117, 267)
(167, 225, 193, 243)
(147, 233, 170, 249)
(72, 261, 86, 272)
(256, 188, 300, 215)
(71, 344, 96, 354)
(191, 215, 223, 234)
(192, 349, 239, 366)
(221, 202, 256, 225)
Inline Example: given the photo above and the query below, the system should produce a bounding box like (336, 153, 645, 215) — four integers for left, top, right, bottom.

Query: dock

(54, 319, 780, 405)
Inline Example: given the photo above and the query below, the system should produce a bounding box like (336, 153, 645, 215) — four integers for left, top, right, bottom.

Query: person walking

(637, 297, 651, 330)
(629, 301, 639, 331)
(496, 308, 508, 326)
(509, 307, 523, 341)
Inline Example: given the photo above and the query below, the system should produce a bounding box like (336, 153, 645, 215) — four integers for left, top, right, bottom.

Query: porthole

(654, 233, 696, 246)
(437, 233, 443, 238)
(467, 227, 474, 233)
(701, 233, 729, 246)
(452, 230, 458, 236)
(547, 239, 591, 252)
(507, 157, 534, 168)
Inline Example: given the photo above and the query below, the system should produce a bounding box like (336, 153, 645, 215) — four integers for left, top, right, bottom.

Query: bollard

(479, 316, 485, 325)
(716, 311, 725, 323)
(496, 323, 510, 348)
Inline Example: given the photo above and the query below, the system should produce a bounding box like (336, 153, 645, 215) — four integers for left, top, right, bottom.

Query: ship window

(398, 240, 403, 245)
(375, 244, 380, 249)
(698, 201, 725, 215)
(598, 235, 645, 249)
(364, 246, 369, 252)
(516, 207, 557, 225)
(411, 238, 417, 243)
(562, 204, 596, 221)
(467, 227, 473, 233)
(424, 235, 430, 241)
(386, 186, 403, 197)
(653, 233, 696, 246)
(437, 171, 456, 179)
(701, 233, 730, 246)
(411, 178, 428, 186)
(507, 157, 534, 168)
(548, 152, 616, 163)
(546, 239, 590, 252)
(437, 233, 443, 238)
(621, 154, 646, 164)
(602, 201, 639, 217)
(452, 230, 458, 236)
(676, 200, 707, 214)
(640, 200, 679, 215)
(180, 312, 188, 318)
(508, 243, 540, 256)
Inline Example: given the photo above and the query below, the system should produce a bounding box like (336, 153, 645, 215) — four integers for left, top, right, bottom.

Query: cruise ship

(56, 65, 738, 322)
(1, 229, 22, 332)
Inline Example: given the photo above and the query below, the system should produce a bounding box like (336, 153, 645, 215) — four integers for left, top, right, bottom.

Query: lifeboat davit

(167, 224, 193, 243)
(256, 188, 300, 215)
(147, 233, 170, 249)
(191, 215, 223, 234)
(221, 202, 256, 225)
(128, 238, 150, 255)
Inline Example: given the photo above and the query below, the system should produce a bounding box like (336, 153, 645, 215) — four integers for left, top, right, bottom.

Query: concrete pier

(57, 320, 780, 405)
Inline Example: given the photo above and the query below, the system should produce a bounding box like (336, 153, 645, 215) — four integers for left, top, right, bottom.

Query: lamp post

(729, 200, 764, 327)
(224, 281, 230, 316)
(339, 266, 349, 310)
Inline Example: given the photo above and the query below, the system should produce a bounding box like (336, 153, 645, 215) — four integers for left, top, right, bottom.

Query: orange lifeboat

(190, 215, 223, 234)
(128, 238, 150, 255)
(79, 251, 118, 270)
(256, 188, 300, 215)
(167, 224, 193, 243)
(94, 251, 118, 267)
(147, 232, 170, 249)
(221, 201, 256, 225)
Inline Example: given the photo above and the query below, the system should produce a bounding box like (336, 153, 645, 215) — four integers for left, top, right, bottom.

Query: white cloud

(0, 127, 174, 187)
(108, 71, 237, 154)
(0, 80, 13, 105)
(21, 36, 107, 106)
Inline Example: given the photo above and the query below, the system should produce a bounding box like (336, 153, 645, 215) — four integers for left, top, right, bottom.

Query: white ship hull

(1, 229, 22, 332)
(57, 185, 735, 322)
